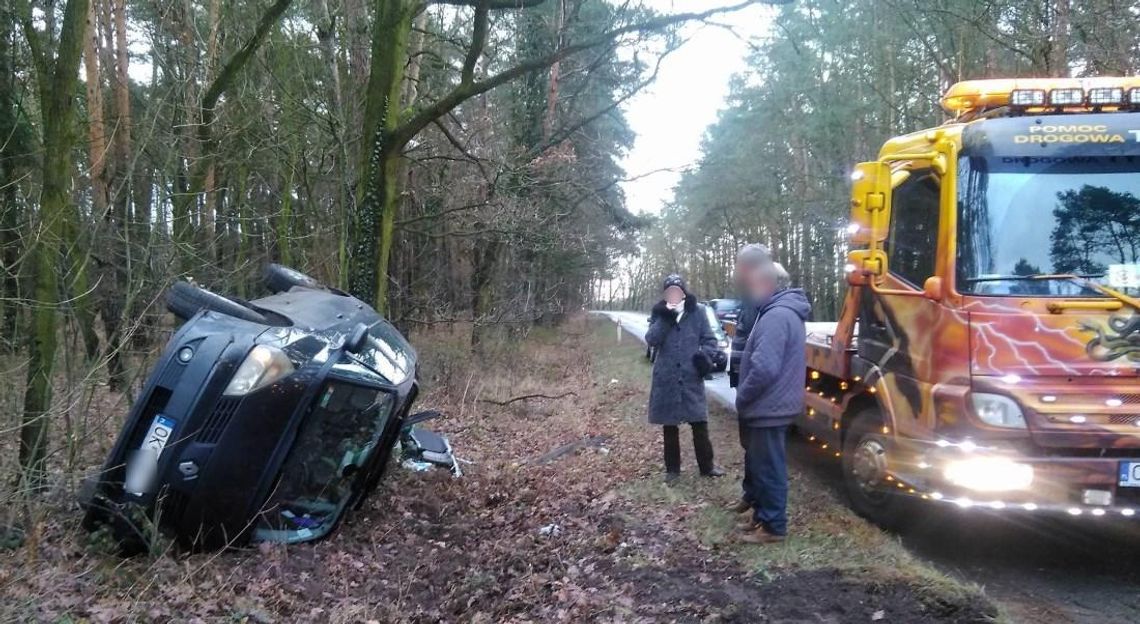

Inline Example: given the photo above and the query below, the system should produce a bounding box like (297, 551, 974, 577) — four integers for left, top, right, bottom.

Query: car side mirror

(404, 409, 442, 428)
(345, 323, 369, 353)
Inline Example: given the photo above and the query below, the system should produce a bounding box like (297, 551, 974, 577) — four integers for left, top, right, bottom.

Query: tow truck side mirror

(848, 161, 892, 245)
(923, 276, 944, 301)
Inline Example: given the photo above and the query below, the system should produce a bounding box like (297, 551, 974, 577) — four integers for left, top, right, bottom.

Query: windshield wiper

(963, 273, 1140, 312)
(1047, 273, 1140, 312)
(962, 273, 1105, 284)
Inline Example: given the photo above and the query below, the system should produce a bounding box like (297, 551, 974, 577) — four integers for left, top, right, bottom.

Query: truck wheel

(166, 281, 269, 324)
(841, 408, 915, 530)
(264, 263, 325, 293)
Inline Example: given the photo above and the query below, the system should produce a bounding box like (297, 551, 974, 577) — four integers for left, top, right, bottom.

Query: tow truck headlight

(223, 345, 294, 396)
(971, 393, 1027, 429)
(944, 457, 1034, 492)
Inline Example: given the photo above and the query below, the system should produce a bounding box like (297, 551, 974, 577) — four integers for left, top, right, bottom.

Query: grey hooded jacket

(735, 288, 812, 427)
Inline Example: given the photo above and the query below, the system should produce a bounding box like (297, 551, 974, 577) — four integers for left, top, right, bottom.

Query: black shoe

(701, 466, 726, 478)
(664, 472, 681, 485)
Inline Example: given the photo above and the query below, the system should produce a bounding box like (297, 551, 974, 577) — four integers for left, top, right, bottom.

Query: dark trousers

(738, 421, 754, 504)
(743, 424, 789, 535)
(663, 422, 715, 474)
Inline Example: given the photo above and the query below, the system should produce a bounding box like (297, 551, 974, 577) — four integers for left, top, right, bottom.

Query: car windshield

(255, 381, 396, 543)
(703, 305, 726, 337)
(957, 143, 1140, 297)
(712, 299, 739, 312)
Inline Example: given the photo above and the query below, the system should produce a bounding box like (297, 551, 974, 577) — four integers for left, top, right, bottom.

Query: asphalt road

(595, 310, 1140, 624)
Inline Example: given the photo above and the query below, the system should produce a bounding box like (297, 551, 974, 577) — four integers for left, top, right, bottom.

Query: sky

(619, 1, 782, 216)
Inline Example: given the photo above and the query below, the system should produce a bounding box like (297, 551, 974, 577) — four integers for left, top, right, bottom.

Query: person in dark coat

(645, 274, 726, 483)
(734, 261, 811, 544)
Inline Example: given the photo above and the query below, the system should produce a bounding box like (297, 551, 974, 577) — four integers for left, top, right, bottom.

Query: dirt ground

(0, 318, 998, 622)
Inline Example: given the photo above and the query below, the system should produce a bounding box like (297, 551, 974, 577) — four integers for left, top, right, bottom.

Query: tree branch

(199, 0, 294, 132)
(431, 0, 547, 8)
(13, 0, 48, 81)
(460, 0, 490, 85)
(392, 0, 780, 150)
(480, 391, 576, 406)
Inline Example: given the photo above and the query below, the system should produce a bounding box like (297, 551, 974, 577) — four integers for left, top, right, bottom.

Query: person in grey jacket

(734, 262, 811, 543)
(645, 274, 726, 483)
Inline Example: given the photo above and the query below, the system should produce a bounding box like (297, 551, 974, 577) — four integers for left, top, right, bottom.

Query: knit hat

(662, 274, 686, 292)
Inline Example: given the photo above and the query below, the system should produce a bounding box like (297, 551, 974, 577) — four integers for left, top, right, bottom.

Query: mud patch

(607, 563, 995, 623)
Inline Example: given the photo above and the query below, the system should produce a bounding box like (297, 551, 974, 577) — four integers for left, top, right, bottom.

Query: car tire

(841, 407, 917, 530)
(166, 281, 270, 324)
(264, 263, 325, 293)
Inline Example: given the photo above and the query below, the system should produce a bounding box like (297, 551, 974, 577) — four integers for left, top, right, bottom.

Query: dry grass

(592, 317, 1003, 621)
(0, 316, 1000, 622)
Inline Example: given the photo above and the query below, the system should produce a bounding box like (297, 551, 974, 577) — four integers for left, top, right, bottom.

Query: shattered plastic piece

(538, 524, 562, 536)
(402, 459, 434, 472)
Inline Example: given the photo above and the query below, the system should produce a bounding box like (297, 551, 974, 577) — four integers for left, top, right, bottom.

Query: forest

(1, 0, 785, 490)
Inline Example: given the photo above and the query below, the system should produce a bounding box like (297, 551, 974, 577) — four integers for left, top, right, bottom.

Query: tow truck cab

(803, 77, 1140, 524)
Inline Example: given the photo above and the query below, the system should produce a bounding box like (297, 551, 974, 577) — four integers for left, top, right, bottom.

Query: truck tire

(841, 407, 916, 530)
(263, 264, 325, 293)
(166, 281, 269, 324)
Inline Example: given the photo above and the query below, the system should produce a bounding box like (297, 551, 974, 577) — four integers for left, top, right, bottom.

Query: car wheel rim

(851, 437, 890, 502)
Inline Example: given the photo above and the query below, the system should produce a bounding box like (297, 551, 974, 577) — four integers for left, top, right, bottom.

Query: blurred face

(745, 266, 776, 301)
(664, 286, 685, 304)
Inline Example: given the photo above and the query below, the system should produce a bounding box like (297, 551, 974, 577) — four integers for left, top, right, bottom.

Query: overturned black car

(82, 265, 456, 551)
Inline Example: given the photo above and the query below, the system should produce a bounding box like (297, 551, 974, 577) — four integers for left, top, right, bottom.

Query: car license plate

(1119, 461, 1140, 487)
(142, 414, 177, 458)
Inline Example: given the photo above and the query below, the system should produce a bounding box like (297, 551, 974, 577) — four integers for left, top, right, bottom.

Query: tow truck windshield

(957, 150, 1140, 297)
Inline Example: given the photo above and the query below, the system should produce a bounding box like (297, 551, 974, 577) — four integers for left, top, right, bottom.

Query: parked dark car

(644, 304, 729, 373)
(701, 303, 731, 372)
(82, 265, 456, 552)
(707, 298, 742, 324)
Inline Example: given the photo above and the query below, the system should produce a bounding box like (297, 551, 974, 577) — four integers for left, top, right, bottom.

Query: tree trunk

(0, 3, 22, 344)
(350, 0, 414, 311)
(83, 0, 108, 219)
(1050, 0, 1071, 77)
(20, 0, 91, 487)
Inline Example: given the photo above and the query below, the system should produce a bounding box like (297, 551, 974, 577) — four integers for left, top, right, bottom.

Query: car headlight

(223, 345, 294, 396)
(971, 393, 1027, 429)
(943, 456, 1034, 492)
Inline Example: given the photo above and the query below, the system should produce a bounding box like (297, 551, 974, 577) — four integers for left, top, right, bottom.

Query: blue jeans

(743, 424, 789, 535)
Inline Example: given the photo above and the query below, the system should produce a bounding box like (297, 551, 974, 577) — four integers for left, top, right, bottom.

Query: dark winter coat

(736, 288, 812, 427)
(645, 294, 718, 426)
(727, 298, 761, 388)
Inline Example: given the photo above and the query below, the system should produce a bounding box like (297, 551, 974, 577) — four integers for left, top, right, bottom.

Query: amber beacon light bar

(940, 77, 1140, 114)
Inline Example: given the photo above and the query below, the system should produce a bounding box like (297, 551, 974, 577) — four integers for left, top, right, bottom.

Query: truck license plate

(1118, 461, 1140, 487)
(142, 414, 177, 458)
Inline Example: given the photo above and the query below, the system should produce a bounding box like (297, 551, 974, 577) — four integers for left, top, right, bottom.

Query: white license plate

(1118, 461, 1140, 487)
(142, 414, 177, 458)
